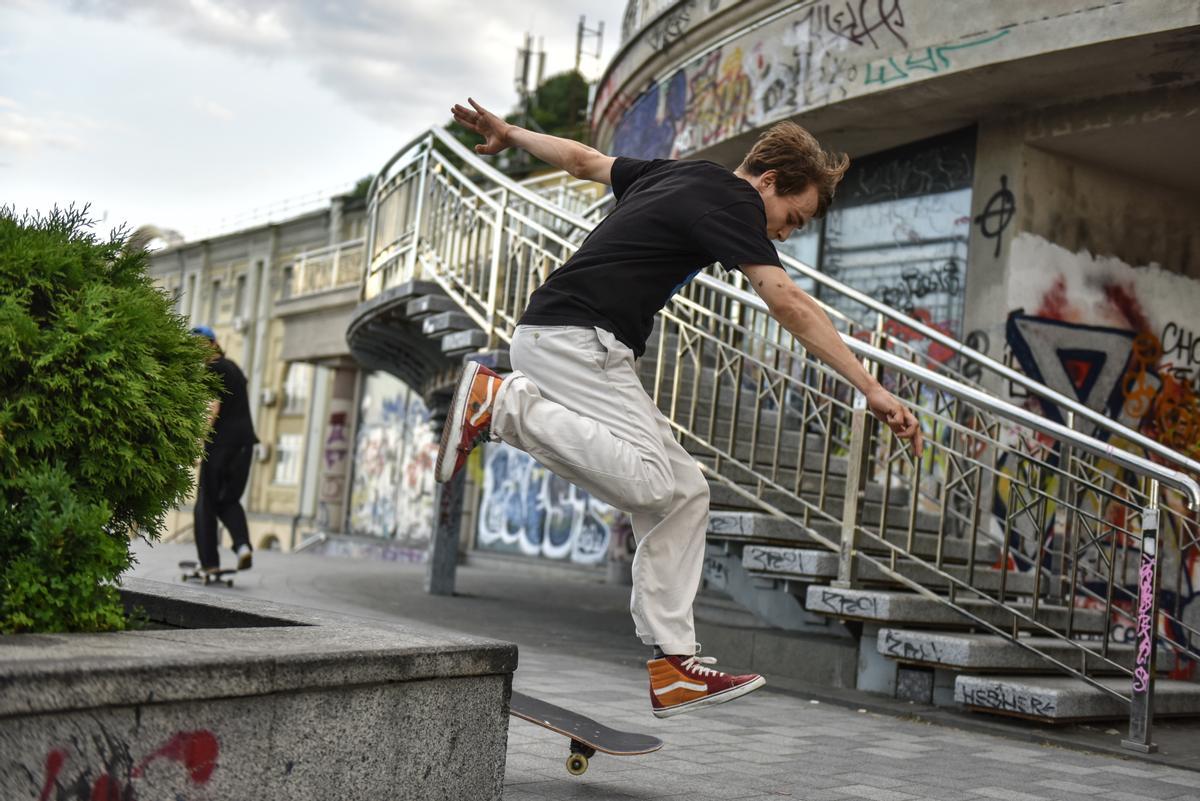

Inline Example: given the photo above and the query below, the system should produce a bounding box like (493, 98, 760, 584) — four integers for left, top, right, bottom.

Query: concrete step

(707, 511, 994, 563)
(955, 675, 1200, 721)
(804, 586, 1108, 634)
(743, 545, 1041, 594)
(387, 279, 444, 305)
(876, 628, 1173, 674)
(707, 483, 943, 534)
(442, 329, 487, 356)
(685, 433, 852, 475)
(698, 457, 908, 506)
(422, 311, 476, 336)
(406, 295, 460, 319)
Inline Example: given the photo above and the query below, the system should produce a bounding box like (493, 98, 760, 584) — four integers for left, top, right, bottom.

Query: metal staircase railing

(362, 126, 1200, 749)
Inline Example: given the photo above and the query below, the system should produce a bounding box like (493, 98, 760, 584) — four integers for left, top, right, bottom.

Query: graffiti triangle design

(1056, 348, 1106, 398)
(1006, 313, 1136, 423)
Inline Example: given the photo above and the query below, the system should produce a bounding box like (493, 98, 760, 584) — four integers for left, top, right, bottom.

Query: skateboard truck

(567, 740, 596, 775)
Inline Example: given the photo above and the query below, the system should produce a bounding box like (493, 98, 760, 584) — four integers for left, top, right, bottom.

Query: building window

(274, 434, 303, 485)
(234, 273, 248, 320)
(813, 128, 975, 336)
(282, 363, 312, 415)
(208, 279, 221, 324)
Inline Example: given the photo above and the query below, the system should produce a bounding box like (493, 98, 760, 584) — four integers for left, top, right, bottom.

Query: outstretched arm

(451, 97, 615, 185)
(742, 263, 924, 457)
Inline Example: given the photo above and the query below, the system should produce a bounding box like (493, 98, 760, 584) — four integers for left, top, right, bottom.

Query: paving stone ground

(129, 542, 1200, 801)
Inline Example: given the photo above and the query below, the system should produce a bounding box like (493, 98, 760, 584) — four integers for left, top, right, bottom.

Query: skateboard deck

(178, 560, 236, 587)
(509, 691, 662, 775)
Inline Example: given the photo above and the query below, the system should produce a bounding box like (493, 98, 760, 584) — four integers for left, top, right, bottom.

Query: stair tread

(955, 674, 1200, 720)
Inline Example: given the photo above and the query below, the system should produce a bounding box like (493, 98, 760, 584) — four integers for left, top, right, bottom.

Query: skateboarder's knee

(630, 472, 675, 516)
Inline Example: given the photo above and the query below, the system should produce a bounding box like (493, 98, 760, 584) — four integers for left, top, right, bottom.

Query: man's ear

(759, 169, 777, 190)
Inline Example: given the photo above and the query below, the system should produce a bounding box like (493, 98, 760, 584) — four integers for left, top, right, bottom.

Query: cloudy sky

(1, 0, 619, 240)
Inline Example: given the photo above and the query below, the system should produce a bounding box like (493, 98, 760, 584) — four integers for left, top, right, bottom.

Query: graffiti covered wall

(477, 443, 632, 566)
(601, 0, 1016, 160)
(991, 232, 1200, 677)
(347, 372, 438, 549)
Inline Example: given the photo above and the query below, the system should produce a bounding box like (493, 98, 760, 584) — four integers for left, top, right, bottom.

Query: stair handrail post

(1123, 477, 1161, 754)
(405, 135, 433, 283)
(834, 314, 883, 588)
(484, 188, 508, 349)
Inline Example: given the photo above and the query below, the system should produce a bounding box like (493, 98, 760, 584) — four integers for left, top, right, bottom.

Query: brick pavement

(506, 648, 1200, 801)
(128, 542, 1200, 801)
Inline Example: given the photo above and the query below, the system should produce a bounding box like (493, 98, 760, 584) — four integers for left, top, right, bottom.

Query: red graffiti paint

(90, 774, 121, 801)
(131, 730, 219, 784)
(38, 749, 66, 801)
(1034, 276, 1072, 320)
(1103, 282, 1150, 333)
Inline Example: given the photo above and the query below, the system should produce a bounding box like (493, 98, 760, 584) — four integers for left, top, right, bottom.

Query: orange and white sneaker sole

(652, 675, 766, 719)
(435, 360, 484, 484)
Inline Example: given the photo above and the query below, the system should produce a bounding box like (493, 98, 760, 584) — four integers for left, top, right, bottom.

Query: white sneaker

(236, 544, 253, 571)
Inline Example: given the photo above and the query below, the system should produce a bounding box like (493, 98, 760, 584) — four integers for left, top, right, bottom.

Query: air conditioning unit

(254, 443, 271, 462)
(260, 388, 277, 407)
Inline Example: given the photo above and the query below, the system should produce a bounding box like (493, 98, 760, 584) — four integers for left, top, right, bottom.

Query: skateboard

(509, 691, 663, 776)
(178, 560, 236, 587)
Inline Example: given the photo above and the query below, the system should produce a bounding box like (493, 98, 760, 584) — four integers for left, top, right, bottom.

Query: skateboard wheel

(566, 753, 588, 776)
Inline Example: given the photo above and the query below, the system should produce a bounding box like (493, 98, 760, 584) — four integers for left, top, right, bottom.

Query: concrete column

(426, 468, 465, 596)
(316, 367, 356, 532)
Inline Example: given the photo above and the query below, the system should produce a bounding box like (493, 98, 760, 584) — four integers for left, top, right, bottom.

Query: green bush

(0, 206, 217, 633)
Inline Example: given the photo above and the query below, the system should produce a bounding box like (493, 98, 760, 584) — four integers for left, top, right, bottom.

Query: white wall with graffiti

(476, 443, 633, 566)
(347, 371, 438, 548)
(972, 232, 1200, 679)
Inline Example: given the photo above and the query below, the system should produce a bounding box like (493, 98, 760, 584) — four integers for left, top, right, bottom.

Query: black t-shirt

(208, 356, 258, 451)
(518, 157, 781, 357)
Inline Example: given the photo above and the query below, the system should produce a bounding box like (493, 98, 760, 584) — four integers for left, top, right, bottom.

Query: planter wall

(0, 578, 516, 800)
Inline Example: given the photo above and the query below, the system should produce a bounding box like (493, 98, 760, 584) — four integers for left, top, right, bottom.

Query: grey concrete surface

(3, 573, 514, 801)
(123, 540, 1200, 800)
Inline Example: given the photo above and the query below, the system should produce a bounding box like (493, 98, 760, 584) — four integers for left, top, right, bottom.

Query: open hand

(451, 98, 511, 155)
(865, 385, 924, 458)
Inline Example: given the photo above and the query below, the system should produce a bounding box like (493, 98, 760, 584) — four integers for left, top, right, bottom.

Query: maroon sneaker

(435, 361, 503, 483)
(647, 654, 765, 718)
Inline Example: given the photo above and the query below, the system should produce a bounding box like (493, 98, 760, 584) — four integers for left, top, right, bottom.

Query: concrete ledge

(0, 578, 517, 800)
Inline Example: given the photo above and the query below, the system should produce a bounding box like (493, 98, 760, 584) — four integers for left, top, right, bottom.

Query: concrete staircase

(389, 168, 1200, 728)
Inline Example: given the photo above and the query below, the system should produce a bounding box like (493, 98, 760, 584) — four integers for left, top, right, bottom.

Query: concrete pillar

(426, 468, 465, 596)
(316, 368, 356, 532)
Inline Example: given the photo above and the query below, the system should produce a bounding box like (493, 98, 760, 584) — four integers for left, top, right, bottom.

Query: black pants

(194, 444, 254, 569)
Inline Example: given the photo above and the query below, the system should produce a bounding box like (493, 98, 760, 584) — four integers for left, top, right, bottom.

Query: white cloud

(56, 0, 617, 126)
(0, 107, 90, 152)
(193, 96, 234, 121)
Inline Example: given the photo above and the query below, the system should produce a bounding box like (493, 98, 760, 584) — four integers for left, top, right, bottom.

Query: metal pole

(1124, 478, 1161, 753)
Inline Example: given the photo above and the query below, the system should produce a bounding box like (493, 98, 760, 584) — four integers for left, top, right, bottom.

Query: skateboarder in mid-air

(436, 98, 924, 718)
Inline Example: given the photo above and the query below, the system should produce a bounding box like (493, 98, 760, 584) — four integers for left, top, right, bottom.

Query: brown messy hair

(737, 121, 849, 217)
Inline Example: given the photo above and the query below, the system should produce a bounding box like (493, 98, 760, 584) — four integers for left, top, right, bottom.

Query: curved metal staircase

(351, 126, 1200, 751)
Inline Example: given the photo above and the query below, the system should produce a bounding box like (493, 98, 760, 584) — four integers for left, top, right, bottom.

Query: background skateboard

(178, 560, 236, 587)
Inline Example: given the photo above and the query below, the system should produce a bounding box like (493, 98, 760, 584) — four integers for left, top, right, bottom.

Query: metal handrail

(376, 127, 1200, 492)
(545, 187, 1200, 478)
(697, 273, 1200, 510)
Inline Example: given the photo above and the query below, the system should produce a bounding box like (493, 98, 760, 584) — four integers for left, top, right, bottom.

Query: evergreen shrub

(0, 206, 216, 633)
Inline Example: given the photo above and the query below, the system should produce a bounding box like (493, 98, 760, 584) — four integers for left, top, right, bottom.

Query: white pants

(491, 325, 709, 655)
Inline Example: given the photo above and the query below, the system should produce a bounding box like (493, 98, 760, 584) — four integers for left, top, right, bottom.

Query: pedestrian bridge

(341, 125, 1200, 750)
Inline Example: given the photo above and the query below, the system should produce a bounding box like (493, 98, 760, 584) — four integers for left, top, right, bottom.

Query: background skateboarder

(437, 98, 923, 718)
(191, 326, 258, 574)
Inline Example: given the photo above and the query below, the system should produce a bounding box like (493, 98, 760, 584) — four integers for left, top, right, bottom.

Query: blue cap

(190, 325, 217, 342)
